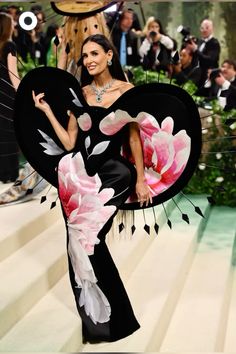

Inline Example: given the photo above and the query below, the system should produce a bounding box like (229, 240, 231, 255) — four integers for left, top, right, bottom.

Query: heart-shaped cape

(14, 67, 201, 210)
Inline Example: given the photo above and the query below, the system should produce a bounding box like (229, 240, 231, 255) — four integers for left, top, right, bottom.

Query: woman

(58, 13, 109, 78)
(32, 34, 151, 343)
(139, 17, 174, 74)
(0, 12, 19, 183)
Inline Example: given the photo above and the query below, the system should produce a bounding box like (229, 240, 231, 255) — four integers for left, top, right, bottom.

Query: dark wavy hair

(153, 18, 166, 35)
(222, 59, 236, 71)
(80, 34, 127, 87)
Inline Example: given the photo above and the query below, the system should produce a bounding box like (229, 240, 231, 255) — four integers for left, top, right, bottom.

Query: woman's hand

(136, 180, 152, 207)
(32, 90, 78, 151)
(32, 90, 51, 114)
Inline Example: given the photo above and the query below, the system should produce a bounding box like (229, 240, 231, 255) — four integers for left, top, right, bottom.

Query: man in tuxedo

(111, 8, 140, 67)
(207, 59, 236, 111)
(187, 19, 220, 93)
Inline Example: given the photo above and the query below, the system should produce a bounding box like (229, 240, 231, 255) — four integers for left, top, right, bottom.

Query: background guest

(0, 12, 20, 182)
(172, 47, 201, 86)
(139, 17, 174, 74)
(207, 59, 236, 111)
(29, 7, 47, 66)
(45, 23, 63, 64)
(7, 5, 31, 63)
(111, 8, 140, 67)
(187, 19, 220, 92)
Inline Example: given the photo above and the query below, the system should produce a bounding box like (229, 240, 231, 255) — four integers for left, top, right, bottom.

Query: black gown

(58, 107, 140, 342)
(0, 41, 19, 182)
(14, 66, 201, 344)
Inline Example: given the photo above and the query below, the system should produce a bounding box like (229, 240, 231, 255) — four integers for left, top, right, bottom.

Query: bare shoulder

(116, 80, 134, 95)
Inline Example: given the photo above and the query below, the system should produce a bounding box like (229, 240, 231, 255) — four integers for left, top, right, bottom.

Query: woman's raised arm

(32, 90, 78, 151)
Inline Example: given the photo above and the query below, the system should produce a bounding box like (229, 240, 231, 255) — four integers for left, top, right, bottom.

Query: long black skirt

(58, 153, 140, 343)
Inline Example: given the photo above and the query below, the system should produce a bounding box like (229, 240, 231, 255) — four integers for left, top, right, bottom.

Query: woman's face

(82, 41, 112, 76)
(148, 21, 160, 33)
(180, 49, 191, 67)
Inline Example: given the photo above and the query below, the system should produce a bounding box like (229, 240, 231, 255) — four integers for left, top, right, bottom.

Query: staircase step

(223, 233, 236, 352)
(159, 206, 236, 353)
(107, 195, 181, 280)
(0, 219, 67, 339)
(0, 274, 82, 352)
(82, 195, 210, 352)
(0, 187, 61, 262)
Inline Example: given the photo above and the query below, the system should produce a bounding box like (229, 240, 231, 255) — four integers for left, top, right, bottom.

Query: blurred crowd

(2, 3, 236, 109)
(0, 3, 236, 183)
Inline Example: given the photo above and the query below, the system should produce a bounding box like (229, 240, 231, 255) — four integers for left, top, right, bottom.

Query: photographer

(172, 47, 201, 86)
(185, 19, 220, 93)
(139, 17, 174, 73)
(207, 59, 236, 111)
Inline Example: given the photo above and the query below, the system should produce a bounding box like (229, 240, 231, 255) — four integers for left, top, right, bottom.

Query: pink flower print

(58, 152, 102, 217)
(58, 152, 116, 254)
(135, 111, 160, 137)
(142, 117, 191, 195)
(77, 112, 92, 131)
(100, 110, 191, 202)
(99, 110, 133, 135)
(67, 189, 116, 255)
(142, 137, 156, 168)
(57, 152, 116, 324)
(99, 109, 190, 199)
(100, 109, 160, 138)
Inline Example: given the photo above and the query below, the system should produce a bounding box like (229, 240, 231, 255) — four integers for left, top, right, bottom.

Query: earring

(107, 59, 112, 66)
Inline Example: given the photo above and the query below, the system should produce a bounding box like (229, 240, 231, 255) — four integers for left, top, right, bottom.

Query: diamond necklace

(90, 79, 115, 103)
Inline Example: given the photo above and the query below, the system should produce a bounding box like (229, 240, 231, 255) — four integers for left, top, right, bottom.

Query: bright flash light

(19, 11, 38, 31)
(104, 4, 117, 13)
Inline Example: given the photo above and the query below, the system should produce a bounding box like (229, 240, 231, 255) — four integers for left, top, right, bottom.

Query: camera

(209, 68, 222, 81)
(149, 31, 157, 39)
(177, 25, 197, 44)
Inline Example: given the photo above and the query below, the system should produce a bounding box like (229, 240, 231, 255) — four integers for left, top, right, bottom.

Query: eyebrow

(82, 49, 99, 55)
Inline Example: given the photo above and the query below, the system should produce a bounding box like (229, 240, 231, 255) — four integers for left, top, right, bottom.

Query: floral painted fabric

(58, 152, 116, 324)
(57, 108, 191, 325)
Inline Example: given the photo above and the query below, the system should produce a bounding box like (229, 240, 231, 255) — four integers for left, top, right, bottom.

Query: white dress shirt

(198, 34, 213, 52)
